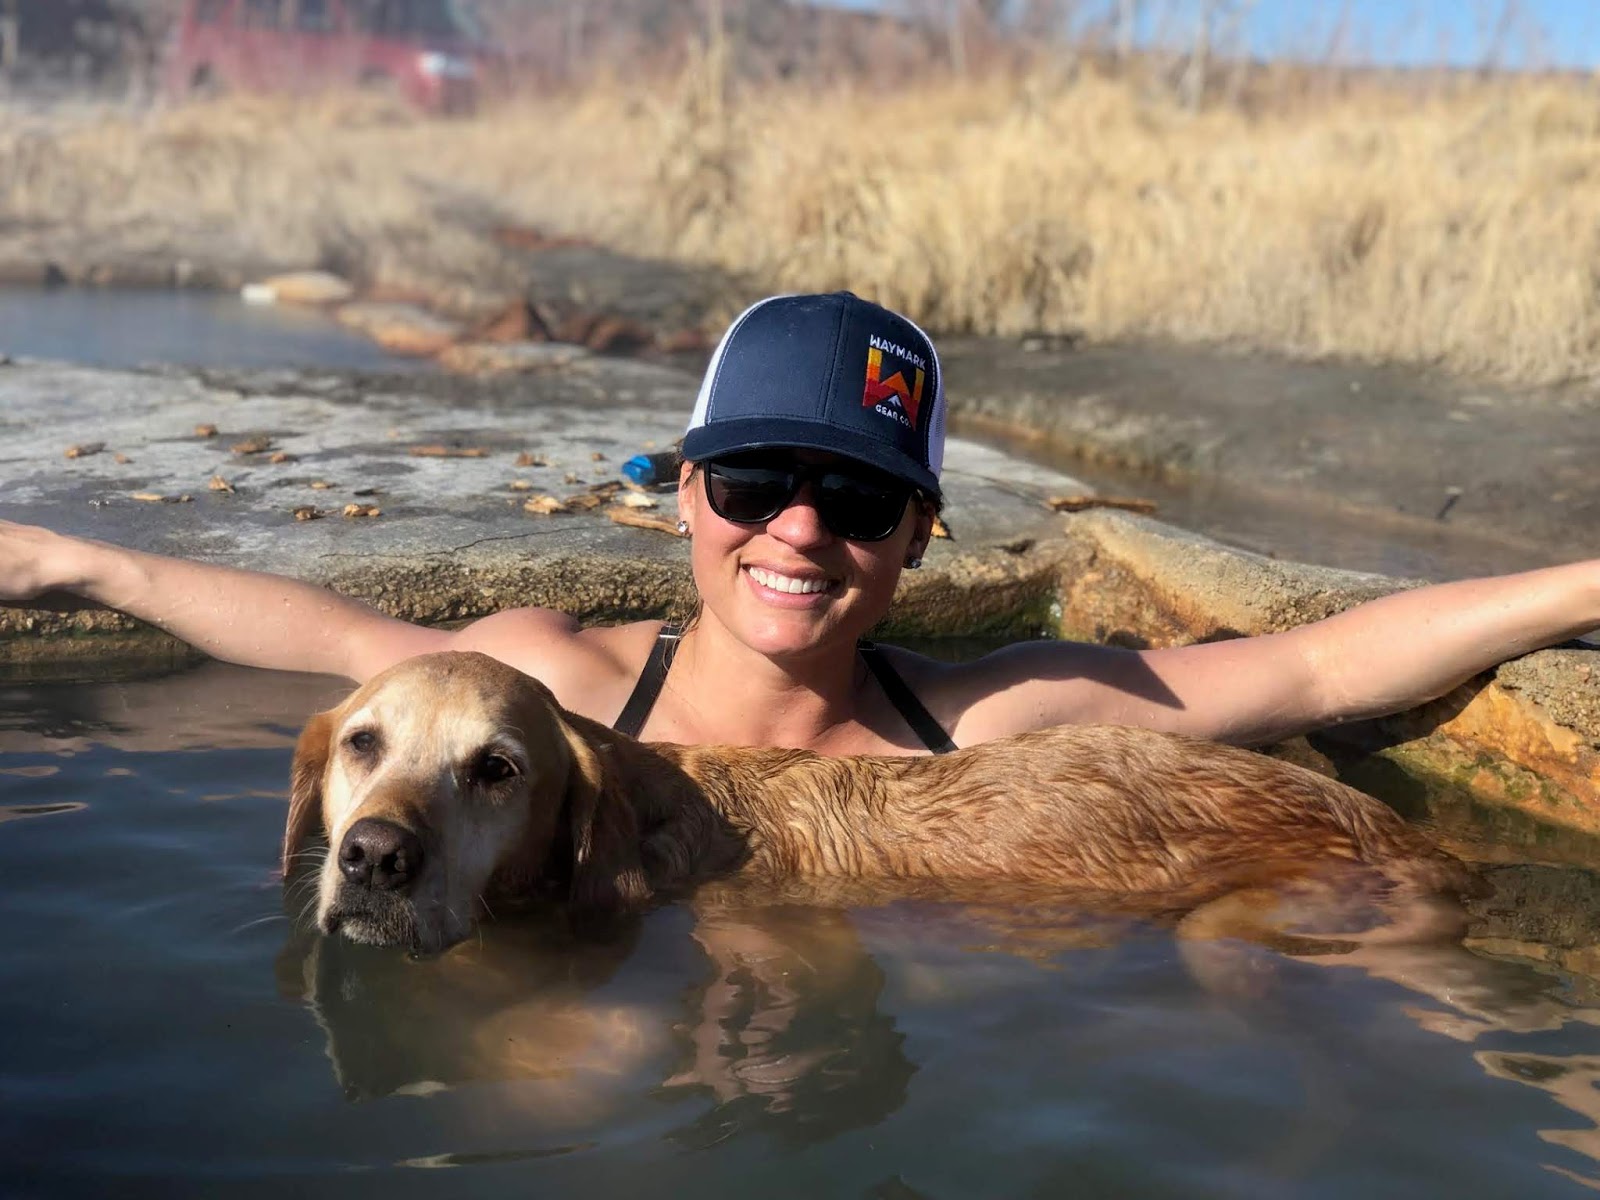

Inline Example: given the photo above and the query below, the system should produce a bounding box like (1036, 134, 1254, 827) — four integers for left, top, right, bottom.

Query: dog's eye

(347, 730, 378, 754)
(474, 753, 517, 784)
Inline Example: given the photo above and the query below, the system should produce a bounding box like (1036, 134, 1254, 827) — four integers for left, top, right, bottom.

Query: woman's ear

(676, 460, 699, 533)
(904, 498, 936, 565)
(283, 709, 334, 876)
(560, 720, 653, 912)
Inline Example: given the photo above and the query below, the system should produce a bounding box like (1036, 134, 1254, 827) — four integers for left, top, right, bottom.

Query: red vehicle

(163, 0, 493, 114)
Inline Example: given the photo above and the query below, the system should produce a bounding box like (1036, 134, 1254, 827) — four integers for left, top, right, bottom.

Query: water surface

(6, 665, 1600, 1197)
(0, 287, 422, 373)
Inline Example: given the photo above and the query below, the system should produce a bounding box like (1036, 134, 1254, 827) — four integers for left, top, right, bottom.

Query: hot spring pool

(5, 662, 1600, 1198)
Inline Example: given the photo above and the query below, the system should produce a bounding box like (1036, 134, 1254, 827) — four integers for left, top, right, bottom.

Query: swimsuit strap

(612, 623, 682, 738)
(858, 640, 958, 755)
(613, 625, 957, 755)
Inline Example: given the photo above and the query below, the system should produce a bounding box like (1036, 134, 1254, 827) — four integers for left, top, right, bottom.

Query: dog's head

(284, 651, 649, 953)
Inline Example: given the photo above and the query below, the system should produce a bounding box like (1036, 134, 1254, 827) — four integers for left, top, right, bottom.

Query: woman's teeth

(747, 567, 831, 594)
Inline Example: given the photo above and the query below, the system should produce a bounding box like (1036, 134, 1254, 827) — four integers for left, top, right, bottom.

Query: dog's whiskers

(228, 913, 290, 937)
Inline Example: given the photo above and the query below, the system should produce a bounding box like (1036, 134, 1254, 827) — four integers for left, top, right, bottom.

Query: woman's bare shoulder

(450, 608, 666, 722)
(888, 637, 1156, 743)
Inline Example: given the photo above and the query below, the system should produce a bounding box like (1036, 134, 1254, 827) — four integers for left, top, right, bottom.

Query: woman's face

(677, 449, 933, 661)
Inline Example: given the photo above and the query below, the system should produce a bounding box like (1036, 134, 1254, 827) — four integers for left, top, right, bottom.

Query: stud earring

(676, 520, 689, 535)
(905, 556, 923, 570)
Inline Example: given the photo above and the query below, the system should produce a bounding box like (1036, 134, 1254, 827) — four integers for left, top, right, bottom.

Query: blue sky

(818, 1, 1600, 71)
(1249, 1, 1599, 70)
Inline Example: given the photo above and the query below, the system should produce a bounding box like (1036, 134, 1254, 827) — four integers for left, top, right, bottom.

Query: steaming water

(5, 665, 1600, 1198)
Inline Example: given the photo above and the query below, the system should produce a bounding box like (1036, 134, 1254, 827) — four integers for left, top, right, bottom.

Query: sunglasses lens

(704, 455, 913, 541)
(706, 464, 796, 524)
(816, 473, 910, 541)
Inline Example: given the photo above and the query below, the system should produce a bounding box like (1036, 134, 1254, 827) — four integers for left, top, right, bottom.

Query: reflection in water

(275, 857, 1600, 1181)
(276, 912, 652, 1104)
(1478, 1052, 1600, 1189)
(277, 901, 918, 1145)
(659, 905, 915, 1148)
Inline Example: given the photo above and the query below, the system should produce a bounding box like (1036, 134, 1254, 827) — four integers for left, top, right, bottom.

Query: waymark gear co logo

(861, 334, 925, 430)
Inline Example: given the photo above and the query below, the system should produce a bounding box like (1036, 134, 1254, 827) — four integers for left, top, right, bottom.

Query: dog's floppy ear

(283, 708, 335, 877)
(560, 719, 652, 912)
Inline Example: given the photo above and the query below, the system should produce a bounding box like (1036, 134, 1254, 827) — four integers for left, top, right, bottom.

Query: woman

(2, 292, 1596, 756)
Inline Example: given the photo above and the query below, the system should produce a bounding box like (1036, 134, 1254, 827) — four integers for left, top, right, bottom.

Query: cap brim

(682, 417, 940, 496)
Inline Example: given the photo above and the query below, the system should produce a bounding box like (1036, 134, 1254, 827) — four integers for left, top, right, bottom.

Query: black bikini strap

(858, 641, 958, 755)
(613, 623, 681, 738)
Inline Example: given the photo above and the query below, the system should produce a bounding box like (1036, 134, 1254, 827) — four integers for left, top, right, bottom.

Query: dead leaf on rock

(515, 452, 547, 468)
(563, 492, 604, 511)
(310, 480, 334, 490)
(64, 442, 105, 459)
(616, 491, 658, 509)
(207, 475, 235, 493)
(931, 516, 952, 539)
(292, 506, 324, 521)
(411, 444, 489, 459)
(194, 424, 218, 438)
(523, 495, 567, 515)
(563, 472, 582, 485)
(590, 451, 607, 462)
(131, 492, 193, 504)
(268, 452, 296, 465)
(342, 503, 381, 518)
(606, 507, 686, 536)
(508, 480, 534, 491)
(1046, 495, 1158, 515)
(230, 436, 273, 455)
(113, 453, 130, 465)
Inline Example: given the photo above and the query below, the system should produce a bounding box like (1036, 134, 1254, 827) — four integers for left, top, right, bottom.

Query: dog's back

(657, 724, 1472, 905)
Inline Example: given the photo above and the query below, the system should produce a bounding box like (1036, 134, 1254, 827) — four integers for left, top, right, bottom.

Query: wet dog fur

(283, 651, 1478, 954)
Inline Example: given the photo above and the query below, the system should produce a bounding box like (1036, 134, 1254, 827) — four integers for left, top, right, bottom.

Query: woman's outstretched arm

(952, 557, 1600, 746)
(0, 519, 448, 681)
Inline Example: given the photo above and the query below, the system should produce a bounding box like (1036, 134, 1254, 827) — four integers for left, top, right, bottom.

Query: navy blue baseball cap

(681, 292, 946, 497)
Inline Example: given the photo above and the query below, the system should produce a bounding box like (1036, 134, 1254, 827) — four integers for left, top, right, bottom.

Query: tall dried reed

(3, 67, 1598, 383)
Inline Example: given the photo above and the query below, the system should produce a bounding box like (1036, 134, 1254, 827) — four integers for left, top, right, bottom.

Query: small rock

(437, 341, 587, 376)
(248, 270, 356, 306)
(335, 302, 461, 357)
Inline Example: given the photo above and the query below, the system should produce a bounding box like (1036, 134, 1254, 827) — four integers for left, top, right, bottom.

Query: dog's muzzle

(337, 817, 425, 893)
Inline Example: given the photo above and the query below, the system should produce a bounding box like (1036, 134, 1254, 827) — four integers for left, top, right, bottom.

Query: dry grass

(4, 67, 1600, 383)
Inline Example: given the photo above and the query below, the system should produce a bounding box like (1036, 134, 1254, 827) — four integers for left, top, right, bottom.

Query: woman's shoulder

(875, 637, 1136, 744)
(450, 608, 667, 722)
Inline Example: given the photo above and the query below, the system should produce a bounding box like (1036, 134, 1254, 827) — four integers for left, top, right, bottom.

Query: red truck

(163, 0, 494, 114)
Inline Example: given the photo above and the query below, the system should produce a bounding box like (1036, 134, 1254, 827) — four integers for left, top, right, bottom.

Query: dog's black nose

(338, 818, 424, 892)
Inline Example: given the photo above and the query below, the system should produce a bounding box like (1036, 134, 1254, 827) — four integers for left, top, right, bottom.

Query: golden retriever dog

(283, 651, 1477, 954)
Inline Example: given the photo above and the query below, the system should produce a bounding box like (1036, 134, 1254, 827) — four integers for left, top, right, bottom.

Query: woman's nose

(763, 481, 833, 547)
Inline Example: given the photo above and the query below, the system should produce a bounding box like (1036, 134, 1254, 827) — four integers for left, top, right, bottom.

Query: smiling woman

(1, 290, 1598, 762)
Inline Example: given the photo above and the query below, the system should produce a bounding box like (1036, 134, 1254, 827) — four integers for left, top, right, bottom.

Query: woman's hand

(0, 520, 96, 612)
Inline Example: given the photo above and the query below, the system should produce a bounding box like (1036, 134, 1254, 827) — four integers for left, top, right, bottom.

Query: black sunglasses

(702, 452, 916, 542)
